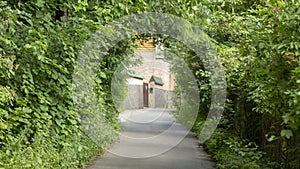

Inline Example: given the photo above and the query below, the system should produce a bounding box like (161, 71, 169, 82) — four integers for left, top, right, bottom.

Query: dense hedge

(1, 0, 299, 168)
(0, 1, 193, 168)
(203, 129, 274, 169)
(167, 0, 300, 168)
(0, 1, 130, 168)
(199, 1, 300, 168)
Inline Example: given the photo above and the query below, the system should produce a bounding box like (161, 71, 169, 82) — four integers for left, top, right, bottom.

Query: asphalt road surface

(87, 108, 215, 169)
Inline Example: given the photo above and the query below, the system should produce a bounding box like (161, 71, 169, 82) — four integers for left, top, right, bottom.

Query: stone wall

(133, 51, 176, 92)
(150, 88, 175, 108)
(123, 85, 143, 110)
(154, 88, 166, 108)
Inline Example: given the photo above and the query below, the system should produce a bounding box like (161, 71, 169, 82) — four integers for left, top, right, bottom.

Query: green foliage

(0, 1, 137, 168)
(166, 0, 300, 168)
(1, 0, 300, 168)
(204, 129, 273, 169)
(0, 129, 102, 169)
(201, 0, 300, 168)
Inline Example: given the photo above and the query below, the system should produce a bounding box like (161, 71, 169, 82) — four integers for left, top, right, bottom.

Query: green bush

(0, 2, 122, 168)
(0, 129, 105, 169)
(203, 129, 274, 169)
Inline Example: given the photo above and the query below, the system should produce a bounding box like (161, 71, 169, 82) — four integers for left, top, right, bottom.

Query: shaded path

(87, 108, 215, 169)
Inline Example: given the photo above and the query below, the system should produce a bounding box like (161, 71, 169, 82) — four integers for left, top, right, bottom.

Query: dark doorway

(143, 83, 149, 107)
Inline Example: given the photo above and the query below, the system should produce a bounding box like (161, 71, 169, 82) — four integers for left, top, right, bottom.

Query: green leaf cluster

(0, 1, 139, 168)
(200, 0, 300, 168)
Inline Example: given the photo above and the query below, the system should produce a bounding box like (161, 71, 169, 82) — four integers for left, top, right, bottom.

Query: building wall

(122, 85, 143, 110)
(154, 88, 167, 108)
(127, 78, 143, 85)
(123, 45, 177, 109)
(133, 50, 176, 92)
(148, 87, 175, 108)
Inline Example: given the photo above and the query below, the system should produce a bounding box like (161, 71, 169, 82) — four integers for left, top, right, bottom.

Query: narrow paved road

(87, 108, 215, 169)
